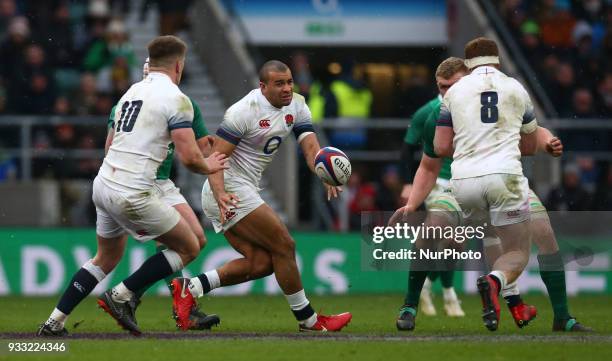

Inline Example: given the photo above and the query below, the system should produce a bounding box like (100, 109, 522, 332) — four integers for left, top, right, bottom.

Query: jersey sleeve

(216, 105, 248, 145)
(436, 101, 453, 127)
(519, 88, 537, 134)
(190, 99, 209, 139)
(404, 104, 429, 145)
(168, 93, 194, 131)
(293, 98, 315, 143)
(422, 113, 439, 158)
(107, 105, 117, 130)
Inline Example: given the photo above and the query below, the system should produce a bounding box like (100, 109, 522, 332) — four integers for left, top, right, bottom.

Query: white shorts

(451, 174, 530, 227)
(424, 178, 462, 225)
(201, 179, 264, 233)
(154, 179, 187, 207)
(93, 176, 181, 242)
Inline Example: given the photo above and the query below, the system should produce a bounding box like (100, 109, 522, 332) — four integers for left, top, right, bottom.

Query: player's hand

(325, 184, 343, 201)
(400, 204, 417, 216)
(545, 137, 563, 157)
(400, 184, 413, 204)
(204, 151, 229, 174)
(216, 192, 239, 224)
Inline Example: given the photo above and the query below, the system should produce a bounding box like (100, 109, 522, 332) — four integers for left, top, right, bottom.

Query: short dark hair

(147, 35, 187, 67)
(259, 60, 289, 82)
(435, 57, 468, 79)
(464, 37, 499, 60)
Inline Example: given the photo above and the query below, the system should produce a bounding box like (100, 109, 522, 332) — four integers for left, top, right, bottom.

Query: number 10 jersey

(99, 72, 194, 191)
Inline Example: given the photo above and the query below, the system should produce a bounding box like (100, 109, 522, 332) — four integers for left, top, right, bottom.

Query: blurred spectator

(72, 73, 99, 115)
(571, 88, 596, 118)
(93, 92, 114, 115)
(550, 63, 575, 116)
(96, 56, 137, 102)
(536, 0, 576, 49)
(592, 164, 612, 210)
(140, 0, 193, 35)
(291, 52, 313, 97)
(0, 17, 31, 111)
(53, 96, 71, 115)
(84, 19, 136, 73)
(347, 170, 378, 230)
(595, 72, 612, 117)
(392, 65, 435, 118)
(546, 163, 592, 211)
(47, 1, 78, 68)
(375, 166, 402, 211)
(519, 20, 546, 68)
(0, 0, 17, 37)
(21, 44, 55, 114)
(74, 133, 101, 179)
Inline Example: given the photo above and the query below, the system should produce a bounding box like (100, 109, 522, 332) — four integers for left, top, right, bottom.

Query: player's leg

(38, 233, 128, 336)
(528, 192, 592, 331)
(188, 229, 273, 297)
(134, 201, 207, 299)
(98, 191, 201, 335)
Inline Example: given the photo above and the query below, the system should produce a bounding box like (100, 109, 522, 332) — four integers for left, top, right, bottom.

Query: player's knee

(274, 231, 296, 258)
(196, 230, 207, 250)
(92, 252, 121, 274)
(252, 254, 273, 278)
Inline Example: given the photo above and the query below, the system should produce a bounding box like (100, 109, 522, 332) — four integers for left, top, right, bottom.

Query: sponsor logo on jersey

(506, 210, 521, 218)
(285, 114, 294, 126)
(259, 119, 271, 128)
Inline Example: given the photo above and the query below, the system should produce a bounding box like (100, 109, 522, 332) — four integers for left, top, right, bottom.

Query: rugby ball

(314, 147, 352, 186)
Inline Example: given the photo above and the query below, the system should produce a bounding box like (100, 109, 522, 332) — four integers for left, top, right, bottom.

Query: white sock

(443, 287, 458, 302)
(501, 281, 520, 298)
(285, 289, 317, 327)
(111, 282, 134, 303)
(45, 308, 67, 331)
(189, 277, 204, 298)
(205, 270, 221, 290)
(423, 278, 432, 291)
(489, 270, 507, 292)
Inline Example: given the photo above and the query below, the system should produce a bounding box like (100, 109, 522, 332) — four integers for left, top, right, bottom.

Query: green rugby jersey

(422, 102, 452, 180)
(107, 98, 209, 180)
(403, 97, 441, 145)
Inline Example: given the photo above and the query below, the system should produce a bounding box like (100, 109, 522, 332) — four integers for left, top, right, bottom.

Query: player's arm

(206, 136, 239, 221)
(171, 128, 227, 174)
(105, 105, 117, 155)
(401, 154, 442, 213)
(296, 100, 342, 200)
(535, 126, 563, 157)
(519, 88, 539, 156)
(191, 98, 214, 157)
(433, 103, 454, 157)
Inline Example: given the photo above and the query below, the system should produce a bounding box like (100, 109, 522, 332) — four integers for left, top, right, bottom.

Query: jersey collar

(147, 71, 173, 82)
(472, 66, 499, 76)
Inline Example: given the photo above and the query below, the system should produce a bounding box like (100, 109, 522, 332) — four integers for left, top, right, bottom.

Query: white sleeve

(216, 105, 248, 145)
(168, 93, 194, 130)
(293, 99, 315, 143)
(519, 87, 537, 134)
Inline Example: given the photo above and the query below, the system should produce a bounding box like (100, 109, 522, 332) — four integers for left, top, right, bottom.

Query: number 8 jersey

(437, 66, 538, 180)
(100, 72, 194, 191)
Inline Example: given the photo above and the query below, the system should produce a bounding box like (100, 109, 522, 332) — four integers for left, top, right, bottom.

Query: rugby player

(37, 35, 227, 336)
(170, 60, 352, 332)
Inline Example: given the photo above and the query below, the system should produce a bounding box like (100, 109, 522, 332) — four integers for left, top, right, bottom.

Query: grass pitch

(1, 294, 611, 360)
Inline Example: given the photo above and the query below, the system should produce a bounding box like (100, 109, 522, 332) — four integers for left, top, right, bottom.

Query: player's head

(259, 60, 293, 108)
(147, 35, 187, 85)
(464, 37, 500, 71)
(435, 57, 468, 96)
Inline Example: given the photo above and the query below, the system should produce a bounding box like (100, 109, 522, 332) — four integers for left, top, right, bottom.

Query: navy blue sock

(123, 252, 174, 293)
(196, 274, 212, 294)
(504, 294, 523, 307)
(57, 268, 100, 315)
(292, 303, 315, 322)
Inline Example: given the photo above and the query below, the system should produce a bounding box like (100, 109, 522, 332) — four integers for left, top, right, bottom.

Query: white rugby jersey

(99, 72, 194, 190)
(216, 89, 314, 187)
(437, 66, 537, 179)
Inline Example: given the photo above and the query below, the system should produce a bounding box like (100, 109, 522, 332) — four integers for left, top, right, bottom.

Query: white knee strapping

(83, 260, 106, 282)
(162, 249, 184, 272)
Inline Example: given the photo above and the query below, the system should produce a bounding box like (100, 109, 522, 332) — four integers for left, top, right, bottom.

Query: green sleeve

(108, 105, 117, 130)
(403, 104, 430, 145)
(191, 99, 209, 139)
(422, 112, 438, 158)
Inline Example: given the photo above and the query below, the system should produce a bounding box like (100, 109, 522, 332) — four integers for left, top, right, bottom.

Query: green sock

(135, 245, 184, 298)
(404, 257, 431, 306)
(538, 252, 570, 321)
(440, 270, 455, 289)
(428, 271, 440, 282)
